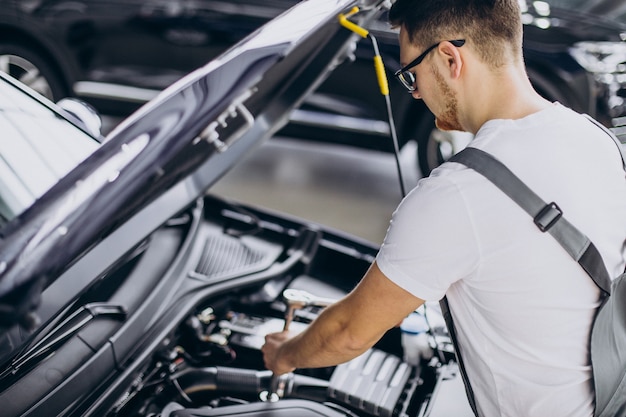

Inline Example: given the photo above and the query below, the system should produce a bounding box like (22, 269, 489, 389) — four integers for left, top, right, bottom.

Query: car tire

(415, 114, 473, 177)
(0, 43, 66, 101)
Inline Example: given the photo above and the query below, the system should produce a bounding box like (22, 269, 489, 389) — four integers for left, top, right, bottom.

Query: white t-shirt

(376, 103, 626, 417)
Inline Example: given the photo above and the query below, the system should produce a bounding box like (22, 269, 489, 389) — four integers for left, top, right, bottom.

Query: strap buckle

(534, 202, 562, 232)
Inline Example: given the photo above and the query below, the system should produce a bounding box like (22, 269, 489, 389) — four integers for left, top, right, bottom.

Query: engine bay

(107, 271, 461, 417)
(4, 195, 469, 417)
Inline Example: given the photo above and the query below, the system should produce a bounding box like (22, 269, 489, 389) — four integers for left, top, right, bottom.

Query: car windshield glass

(0, 78, 99, 227)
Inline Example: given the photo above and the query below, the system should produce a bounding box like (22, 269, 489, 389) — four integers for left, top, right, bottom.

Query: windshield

(0, 76, 99, 227)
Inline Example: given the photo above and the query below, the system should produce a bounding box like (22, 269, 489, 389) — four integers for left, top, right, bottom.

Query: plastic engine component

(328, 349, 413, 417)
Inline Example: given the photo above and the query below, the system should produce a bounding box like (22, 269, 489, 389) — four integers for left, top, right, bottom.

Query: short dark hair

(388, 0, 523, 68)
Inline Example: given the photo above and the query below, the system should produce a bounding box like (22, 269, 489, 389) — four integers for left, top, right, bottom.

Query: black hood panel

(0, 0, 384, 326)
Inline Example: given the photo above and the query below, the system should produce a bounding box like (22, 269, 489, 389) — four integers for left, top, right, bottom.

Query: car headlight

(569, 41, 626, 119)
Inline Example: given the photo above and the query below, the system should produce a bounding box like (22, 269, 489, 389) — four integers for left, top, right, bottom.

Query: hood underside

(0, 0, 387, 328)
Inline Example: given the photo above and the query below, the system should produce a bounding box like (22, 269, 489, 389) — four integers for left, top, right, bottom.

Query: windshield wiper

(0, 302, 126, 380)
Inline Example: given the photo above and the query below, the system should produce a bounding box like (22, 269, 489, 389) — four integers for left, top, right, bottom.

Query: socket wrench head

(282, 289, 335, 309)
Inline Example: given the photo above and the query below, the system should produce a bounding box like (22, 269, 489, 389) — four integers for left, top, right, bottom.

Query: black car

(0, 1, 480, 416)
(1, 0, 625, 176)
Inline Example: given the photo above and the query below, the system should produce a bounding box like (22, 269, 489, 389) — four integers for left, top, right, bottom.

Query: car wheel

(416, 115, 473, 176)
(0, 43, 66, 101)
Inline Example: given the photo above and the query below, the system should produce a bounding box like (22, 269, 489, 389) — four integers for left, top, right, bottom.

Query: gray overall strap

(442, 119, 624, 416)
(449, 147, 612, 294)
(439, 296, 479, 415)
(441, 145, 615, 417)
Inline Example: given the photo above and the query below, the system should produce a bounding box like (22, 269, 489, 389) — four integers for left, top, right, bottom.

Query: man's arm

(262, 261, 425, 375)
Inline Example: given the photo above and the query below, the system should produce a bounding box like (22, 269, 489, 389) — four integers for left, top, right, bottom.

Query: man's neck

(462, 64, 552, 134)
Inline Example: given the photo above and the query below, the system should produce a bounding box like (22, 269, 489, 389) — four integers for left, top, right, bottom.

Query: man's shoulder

(413, 159, 488, 203)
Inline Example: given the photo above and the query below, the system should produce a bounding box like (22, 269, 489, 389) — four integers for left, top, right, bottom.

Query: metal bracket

(195, 88, 256, 152)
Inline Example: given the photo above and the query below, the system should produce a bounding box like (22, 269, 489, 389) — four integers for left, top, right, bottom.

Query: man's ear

(438, 41, 463, 79)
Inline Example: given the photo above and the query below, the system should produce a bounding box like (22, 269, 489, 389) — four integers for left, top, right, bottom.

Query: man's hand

(260, 262, 424, 375)
(262, 331, 296, 375)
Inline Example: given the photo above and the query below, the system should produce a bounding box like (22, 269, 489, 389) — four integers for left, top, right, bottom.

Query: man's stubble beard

(431, 65, 463, 132)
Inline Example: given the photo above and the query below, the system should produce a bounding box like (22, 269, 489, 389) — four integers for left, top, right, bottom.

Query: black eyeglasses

(394, 39, 465, 92)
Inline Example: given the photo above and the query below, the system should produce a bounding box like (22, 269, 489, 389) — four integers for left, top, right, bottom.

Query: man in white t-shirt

(262, 1, 626, 416)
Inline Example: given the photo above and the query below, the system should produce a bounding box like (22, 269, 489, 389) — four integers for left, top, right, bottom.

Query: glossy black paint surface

(0, 0, 373, 323)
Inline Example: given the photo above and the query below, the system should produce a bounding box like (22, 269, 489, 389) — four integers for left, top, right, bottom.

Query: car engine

(105, 273, 460, 417)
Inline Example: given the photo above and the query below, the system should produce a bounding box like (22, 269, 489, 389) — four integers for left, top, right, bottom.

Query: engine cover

(329, 349, 414, 417)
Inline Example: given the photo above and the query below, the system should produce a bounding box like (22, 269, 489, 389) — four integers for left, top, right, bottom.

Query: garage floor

(211, 136, 422, 245)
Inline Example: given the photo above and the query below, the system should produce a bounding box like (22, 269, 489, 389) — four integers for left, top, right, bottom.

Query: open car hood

(0, 0, 386, 327)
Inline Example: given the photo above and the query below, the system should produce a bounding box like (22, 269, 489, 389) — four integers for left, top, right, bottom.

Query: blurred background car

(0, 0, 625, 175)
